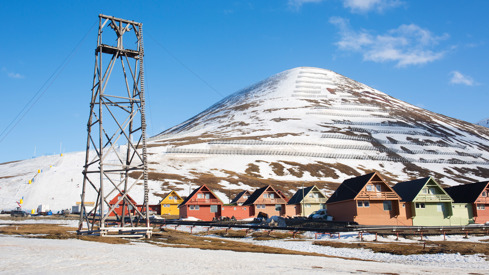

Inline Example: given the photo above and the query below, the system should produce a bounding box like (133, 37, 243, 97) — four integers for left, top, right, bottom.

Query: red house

(178, 185, 223, 221)
(445, 181, 489, 224)
(243, 185, 293, 218)
(108, 192, 140, 217)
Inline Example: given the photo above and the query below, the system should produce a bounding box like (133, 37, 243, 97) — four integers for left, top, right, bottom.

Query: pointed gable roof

(288, 185, 327, 205)
(109, 191, 137, 205)
(242, 185, 287, 205)
(179, 185, 223, 206)
(445, 181, 489, 203)
(230, 190, 251, 204)
(242, 186, 268, 205)
(393, 177, 430, 202)
(288, 186, 314, 205)
(326, 172, 377, 204)
(159, 190, 183, 204)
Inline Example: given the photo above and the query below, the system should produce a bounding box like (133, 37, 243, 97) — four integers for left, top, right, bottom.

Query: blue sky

(0, 0, 488, 163)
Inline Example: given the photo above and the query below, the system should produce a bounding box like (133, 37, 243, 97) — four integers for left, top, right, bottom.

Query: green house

(393, 177, 457, 226)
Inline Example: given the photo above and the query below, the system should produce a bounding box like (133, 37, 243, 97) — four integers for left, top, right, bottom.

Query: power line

(146, 32, 225, 98)
(0, 20, 98, 144)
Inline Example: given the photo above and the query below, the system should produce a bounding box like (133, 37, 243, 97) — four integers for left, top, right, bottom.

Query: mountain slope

(2, 67, 489, 211)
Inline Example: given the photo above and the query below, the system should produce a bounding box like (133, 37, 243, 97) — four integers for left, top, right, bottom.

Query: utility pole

(78, 14, 151, 238)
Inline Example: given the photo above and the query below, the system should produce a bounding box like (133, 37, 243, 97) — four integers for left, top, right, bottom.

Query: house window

(197, 193, 203, 199)
(416, 202, 426, 209)
(358, 201, 369, 207)
(210, 205, 218, 213)
(477, 204, 486, 210)
(205, 193, 210, 199)
(383, 201, 392, 211)
(243, 195, 248, 199)
(275, 204, 282, 211)
(421, 188, 428, 194)
(168, 196, 173, 200)
(429, 188, 436, 194)
(366, 185, 374, 192)
(309, 194, 314, 198)
(263, 194, 268, 199)
(305, 204, 311, 208)
(482, 191, 487, 197)
(270, 193, 275, 199)
(190, 205, 200, 210)
(375, 184, 381, 192)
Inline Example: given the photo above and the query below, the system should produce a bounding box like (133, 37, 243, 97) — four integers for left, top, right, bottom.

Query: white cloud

(8, 72, 24, 79)
(342, 0, 403, 13)
(450, 71, 475, 86)
(2, 67, 25, 79)
(330, 17, 449, 67)
(287, 0, 324, 10)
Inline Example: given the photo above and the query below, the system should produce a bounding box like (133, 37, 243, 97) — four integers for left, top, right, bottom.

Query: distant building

(445, 181, 489, 224)
(178, 185, 223, 221)
(159, 190, 183, 216)
(108, 192, 140, 217)
(393, 177, 461, 226)
(288, 185, 327, 217)
(230, 190, 252, 206)
(326, 172, 409, 226)
(242, 185, 294, 217)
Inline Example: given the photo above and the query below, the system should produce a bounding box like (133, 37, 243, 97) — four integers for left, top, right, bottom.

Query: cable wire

(0, 20, 98, 144)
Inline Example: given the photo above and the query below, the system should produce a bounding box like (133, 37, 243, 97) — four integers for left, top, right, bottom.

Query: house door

(210, 205, 219, 217)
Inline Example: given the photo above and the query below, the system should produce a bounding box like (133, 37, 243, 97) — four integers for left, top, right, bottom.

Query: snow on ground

(1, 218, 489, 274)
(159, 224, 489, 270)
(0, 235, 487, 275)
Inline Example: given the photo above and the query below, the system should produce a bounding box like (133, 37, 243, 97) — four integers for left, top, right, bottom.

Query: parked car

(308, 209, 332, 220)
(10, 208, 28, 217)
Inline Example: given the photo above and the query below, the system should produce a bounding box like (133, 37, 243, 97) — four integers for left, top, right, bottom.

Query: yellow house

(160, 190, 184, 216)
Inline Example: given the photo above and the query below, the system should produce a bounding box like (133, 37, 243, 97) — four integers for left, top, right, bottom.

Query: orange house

(326, 172, 409, 226)
(243, 185, 294, 218)
(178, 185, 223, 221)
(445, 181, 489, 224)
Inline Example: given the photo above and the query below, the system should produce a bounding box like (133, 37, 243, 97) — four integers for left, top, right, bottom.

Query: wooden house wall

(179, 205, 221, 221)
(473, 191, 489, 224)
(327, 200, 357, 222)
(354, 200, 409, 226)
(161, 204, 179, 216)
(450, 203, 473, 225)
(411, 202, 452, 226)
(221, 205, 252, 220)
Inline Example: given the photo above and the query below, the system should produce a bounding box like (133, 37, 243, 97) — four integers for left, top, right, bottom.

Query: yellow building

(160, 190, 184, 216)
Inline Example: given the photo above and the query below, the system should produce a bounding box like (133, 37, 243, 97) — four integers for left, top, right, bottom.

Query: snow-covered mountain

(477, 118, 489, 128)
(2, 67, 489, 212)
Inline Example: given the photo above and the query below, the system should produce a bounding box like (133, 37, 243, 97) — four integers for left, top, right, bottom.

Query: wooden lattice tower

(78, 14, 151, 237)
